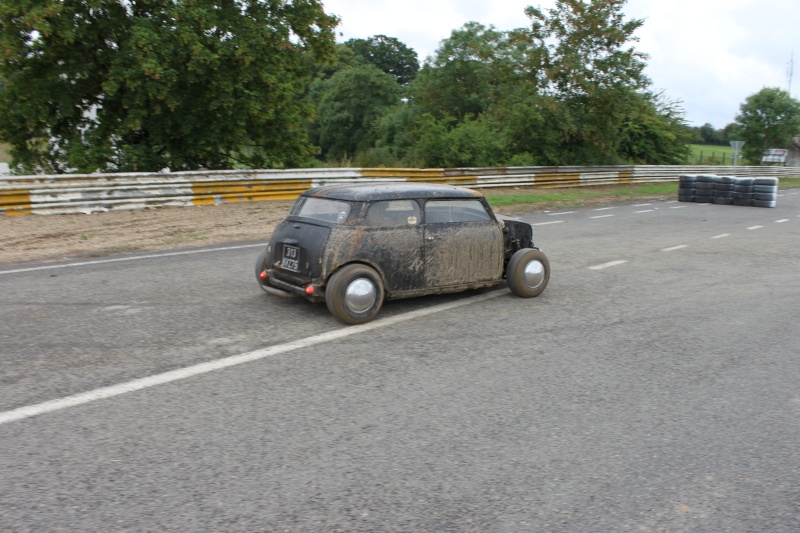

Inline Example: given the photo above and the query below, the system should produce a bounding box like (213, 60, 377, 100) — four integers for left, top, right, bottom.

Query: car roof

(301, 182, 483, 202)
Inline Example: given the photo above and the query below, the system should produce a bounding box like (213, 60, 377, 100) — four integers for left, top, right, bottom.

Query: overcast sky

(321, 0, 799, 129)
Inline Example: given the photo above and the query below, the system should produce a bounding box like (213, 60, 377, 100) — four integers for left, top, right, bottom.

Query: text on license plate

(281, 245, 300, 272)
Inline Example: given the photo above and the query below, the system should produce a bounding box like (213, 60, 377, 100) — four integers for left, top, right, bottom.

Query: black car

(256, 183, 549, 324)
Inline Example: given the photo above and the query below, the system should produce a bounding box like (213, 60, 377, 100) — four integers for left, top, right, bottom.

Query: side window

(365, 200, 421, 227)
(424, 199, 492, 224)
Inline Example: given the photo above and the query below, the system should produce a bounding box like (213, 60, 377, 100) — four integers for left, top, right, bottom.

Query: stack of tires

(712, 176, 736, 205)
(693, 174, 717, 203)
(753, 178, 778, 208)
(732, 178, 754, 206)
(678, 174, 697, 202)
(677, 174, 778, 208)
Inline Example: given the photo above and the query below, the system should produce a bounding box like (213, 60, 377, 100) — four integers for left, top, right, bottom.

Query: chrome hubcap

(345, 278, 377, 313)
(523, 260, 546, 289)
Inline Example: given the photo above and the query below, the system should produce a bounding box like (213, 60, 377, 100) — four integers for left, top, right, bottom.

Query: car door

(358, 199, 425, 293)
(423, 199, 504, 288)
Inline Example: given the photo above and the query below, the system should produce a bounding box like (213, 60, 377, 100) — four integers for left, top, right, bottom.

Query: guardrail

(1, 165, 797, 216)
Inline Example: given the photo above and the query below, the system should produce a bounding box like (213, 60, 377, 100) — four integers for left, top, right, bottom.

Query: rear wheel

(506, 248, 550, 298)
(326, 264, 385, 324)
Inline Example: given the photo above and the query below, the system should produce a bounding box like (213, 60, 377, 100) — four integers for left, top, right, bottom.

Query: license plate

(280, 245, 300, 272)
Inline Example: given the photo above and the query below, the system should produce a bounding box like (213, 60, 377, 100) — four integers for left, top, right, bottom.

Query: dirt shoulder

(0, 187, 675, 266)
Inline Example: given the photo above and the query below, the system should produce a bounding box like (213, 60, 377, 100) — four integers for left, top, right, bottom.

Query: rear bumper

(266, 270, 325, 302)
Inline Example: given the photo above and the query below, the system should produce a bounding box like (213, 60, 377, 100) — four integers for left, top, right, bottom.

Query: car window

(365, 200, 421, 227)
(424, 199, 492, 224)
(290, 197, 351, 223)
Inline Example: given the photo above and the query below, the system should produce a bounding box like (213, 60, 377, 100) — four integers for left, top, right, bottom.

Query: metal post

(730, 141, 745, 176)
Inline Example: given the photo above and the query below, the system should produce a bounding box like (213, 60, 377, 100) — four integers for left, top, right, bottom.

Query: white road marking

(747, 226, 764, 230)
(662, 245, 688, 252)
(532, 221, 565, 226)
(775, 219, 789, 223)
(711, 234, 730, 239)
(0, 244, 265, 275)
(635, 210, 655, 213)
(0, 291, 503, 426)
(594, 207, 616, 211)
(633, 203, 652, 207)
(588, 260, 627, 270)
(669, 206, 688, 209)
(547, 211, 574, 216)
(589, 215, 614, 219)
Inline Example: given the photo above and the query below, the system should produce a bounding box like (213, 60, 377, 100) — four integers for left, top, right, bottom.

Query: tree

(412, 22, 512, 122)
(732, 87, 800, 164)
(314, 65, 402, 161)
(618, 91, 691, 164)
(519, 0, 655, 163)
(0, 0, 338, 173)
(345, 35, 419, 86)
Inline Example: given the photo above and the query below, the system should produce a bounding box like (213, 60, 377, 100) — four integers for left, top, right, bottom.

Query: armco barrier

(1, 165, 797, 216)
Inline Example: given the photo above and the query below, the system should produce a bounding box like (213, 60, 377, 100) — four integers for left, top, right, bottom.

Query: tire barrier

(678, 175, 778, 208)
(2, 165, 796, 216)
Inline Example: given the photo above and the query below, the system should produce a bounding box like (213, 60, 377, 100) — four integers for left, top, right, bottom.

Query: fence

(1, 165, 798, 216)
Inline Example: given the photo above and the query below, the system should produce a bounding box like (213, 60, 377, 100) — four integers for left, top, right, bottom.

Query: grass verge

(484, 183, 678, 212)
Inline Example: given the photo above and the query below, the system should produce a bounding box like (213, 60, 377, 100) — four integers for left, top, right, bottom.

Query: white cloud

(322, 0, 800, 128)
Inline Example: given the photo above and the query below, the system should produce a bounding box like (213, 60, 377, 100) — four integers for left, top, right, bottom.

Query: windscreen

(290, 197, 351, 223)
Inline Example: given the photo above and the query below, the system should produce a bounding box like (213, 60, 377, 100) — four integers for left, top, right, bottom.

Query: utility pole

(789, 52, 795, 95)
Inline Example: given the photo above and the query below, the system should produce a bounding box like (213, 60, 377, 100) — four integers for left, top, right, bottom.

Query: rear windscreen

(290, 197, 352, 223)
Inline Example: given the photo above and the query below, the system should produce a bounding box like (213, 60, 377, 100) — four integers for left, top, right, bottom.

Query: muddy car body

(256, 183, 549, 324)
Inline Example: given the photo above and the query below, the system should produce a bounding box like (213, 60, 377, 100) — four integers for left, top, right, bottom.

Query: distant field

(689, 144, 735, 165)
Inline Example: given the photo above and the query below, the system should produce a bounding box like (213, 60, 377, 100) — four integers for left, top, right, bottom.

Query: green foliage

(345, 35, 419, 86)
(0, 0, 692, 172)
(520, 0, 656, 163)
(314, 65, 402, 160)
(0, 0, 338, 173)
(411, 22, 510, 122)
(618, 91, 691, 164)
(411, 114, 506, 168)
(732, 87, 800, 164)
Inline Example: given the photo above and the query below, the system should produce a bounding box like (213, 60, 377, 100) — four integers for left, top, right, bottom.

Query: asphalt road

(1, 191, 799, 531)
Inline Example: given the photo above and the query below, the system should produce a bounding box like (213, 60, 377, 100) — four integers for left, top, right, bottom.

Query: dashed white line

(547, 211, 574, 216)
(775, 219, 789, 223)
(0, 244, 265, 275)
(747, 226, 764, 230)
(633, 203, 652, 207)
(588, 260, 627, 270)
(589, 215, 614, 219)
(669, 206, 687, 209)
(593, 207, 616, 211)
(532, 220, 566, 226)
(711, 234, 730, 239)
(0, 290, 504, 425)
(662, 245, 688, 252)
(635, 209, 655, 213)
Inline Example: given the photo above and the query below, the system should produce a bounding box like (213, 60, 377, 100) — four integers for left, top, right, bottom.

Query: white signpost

(730, 141, 745, 176)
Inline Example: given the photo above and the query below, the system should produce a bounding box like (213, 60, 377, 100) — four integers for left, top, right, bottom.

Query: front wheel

(506, 248, 549, 298)
(326, 264, 385, 325)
